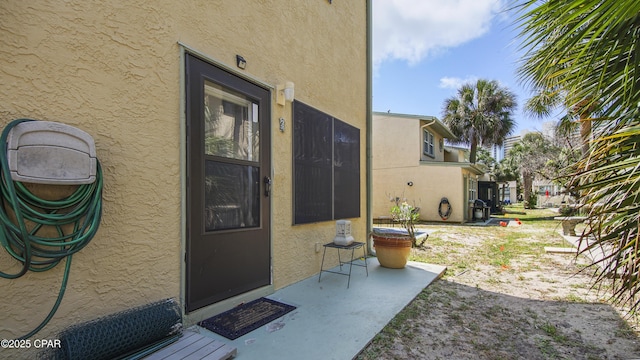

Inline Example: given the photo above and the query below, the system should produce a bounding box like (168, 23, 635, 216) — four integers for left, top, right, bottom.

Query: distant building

(482, 143, 503, 162)
(503, 135, 522, 158)
(541, 121, 556, 140)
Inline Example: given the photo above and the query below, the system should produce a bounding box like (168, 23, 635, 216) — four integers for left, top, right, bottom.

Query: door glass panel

(204, 161, 260, 231)
(204, 81, 259, 161)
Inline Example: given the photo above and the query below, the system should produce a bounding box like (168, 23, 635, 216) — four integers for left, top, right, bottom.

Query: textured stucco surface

(372, 114, 475, 223)
(0, 0, 367, 352)
(373, 165, 476, 223)
(263, 1, 368, 292)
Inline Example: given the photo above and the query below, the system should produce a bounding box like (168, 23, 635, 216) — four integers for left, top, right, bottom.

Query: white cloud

(373, 0, 506, 67)
(439, 76, 479, 89)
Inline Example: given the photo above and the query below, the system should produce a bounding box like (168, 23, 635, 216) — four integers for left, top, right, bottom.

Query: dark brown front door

(185, 54, 271, 313)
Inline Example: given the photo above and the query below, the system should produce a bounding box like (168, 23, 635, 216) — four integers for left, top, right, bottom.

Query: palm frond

(512, 0, 640, 310)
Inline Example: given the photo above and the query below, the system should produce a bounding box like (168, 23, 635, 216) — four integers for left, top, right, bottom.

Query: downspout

(366, 0, 373, 252)
(420, 119, 436, 129)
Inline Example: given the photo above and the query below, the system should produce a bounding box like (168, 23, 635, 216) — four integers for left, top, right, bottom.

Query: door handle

(263, 176, 272, 197)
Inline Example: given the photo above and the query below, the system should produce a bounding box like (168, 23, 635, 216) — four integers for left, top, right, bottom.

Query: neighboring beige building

(372, 112, 484, 223)
(0, 0, 370, 351)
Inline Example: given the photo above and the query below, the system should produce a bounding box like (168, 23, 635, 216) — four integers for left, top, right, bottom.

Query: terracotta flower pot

(371, 232, 412, 269)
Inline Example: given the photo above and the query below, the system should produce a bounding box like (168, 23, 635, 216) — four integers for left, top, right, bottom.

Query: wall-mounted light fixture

(276, 81, 295, 106)
(407, 181, 413, 187)
(236, 55, 247, 69)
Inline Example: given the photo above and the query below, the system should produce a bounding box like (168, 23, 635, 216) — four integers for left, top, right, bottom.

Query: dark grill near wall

(478, 181, 499, 214)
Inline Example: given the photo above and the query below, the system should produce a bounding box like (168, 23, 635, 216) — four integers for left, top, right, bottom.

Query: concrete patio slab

(558, 230, 611, 271)
(187, 257, 446, 360)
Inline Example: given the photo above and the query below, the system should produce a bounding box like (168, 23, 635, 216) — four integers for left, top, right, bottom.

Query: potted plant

(371, 201, 425, 268)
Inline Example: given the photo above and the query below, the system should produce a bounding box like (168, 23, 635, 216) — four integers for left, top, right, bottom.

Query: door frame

(179, 44, 275, 325)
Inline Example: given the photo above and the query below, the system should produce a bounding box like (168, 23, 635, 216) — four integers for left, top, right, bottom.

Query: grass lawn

(357, 205, 640, 360)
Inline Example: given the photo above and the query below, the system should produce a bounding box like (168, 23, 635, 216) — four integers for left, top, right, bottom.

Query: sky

(372, 0, 545, 136)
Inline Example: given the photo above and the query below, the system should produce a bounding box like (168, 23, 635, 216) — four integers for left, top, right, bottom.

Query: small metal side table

(318, 241, 368, 288)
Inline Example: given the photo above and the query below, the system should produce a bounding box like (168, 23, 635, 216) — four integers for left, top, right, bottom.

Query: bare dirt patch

(358, 210, 640, 360)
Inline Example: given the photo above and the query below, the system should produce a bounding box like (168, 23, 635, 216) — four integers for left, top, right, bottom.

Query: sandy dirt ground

(357, 216, 640, 360)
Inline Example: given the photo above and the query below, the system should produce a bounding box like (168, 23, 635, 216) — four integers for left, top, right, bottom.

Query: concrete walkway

(186, 258, 446, 360)
(558, 230, 612, 271)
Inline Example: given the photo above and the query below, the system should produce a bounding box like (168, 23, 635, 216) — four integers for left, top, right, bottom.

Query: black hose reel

(438, 197, 452, 220)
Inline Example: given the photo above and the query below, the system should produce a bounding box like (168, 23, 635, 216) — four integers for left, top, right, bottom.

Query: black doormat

(199, 298, 296, 340)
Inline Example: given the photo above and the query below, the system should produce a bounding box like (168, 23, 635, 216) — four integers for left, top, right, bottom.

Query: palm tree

(442, 79, 517, 164)
(513, 0, 640, 311)
(524, 91, 598, 157)
(505, 132, 556, 207)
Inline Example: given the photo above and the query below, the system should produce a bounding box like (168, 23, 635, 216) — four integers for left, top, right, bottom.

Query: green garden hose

(0, 119, 103, 339)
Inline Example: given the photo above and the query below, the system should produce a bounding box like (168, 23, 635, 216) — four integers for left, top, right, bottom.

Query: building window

(293, 101, 360, 224)
(423, 129, 434, 157)
(468, 177, 477, 201)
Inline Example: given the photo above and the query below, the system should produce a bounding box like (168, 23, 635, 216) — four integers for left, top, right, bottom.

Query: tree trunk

(522, 170, 533, 208)
(469, 136, 478, 164)
(580, 114, 592, 156)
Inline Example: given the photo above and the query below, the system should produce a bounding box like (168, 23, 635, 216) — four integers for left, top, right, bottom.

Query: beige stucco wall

(373, 113, 448, 168)
(372, 113, 478, 223)
(372, 114, 420, 169)
(0, 0, 367, 350)
(372, 165, 467, 223)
